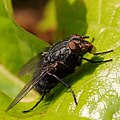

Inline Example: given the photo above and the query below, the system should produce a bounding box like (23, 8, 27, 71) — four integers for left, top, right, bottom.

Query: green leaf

(0, 0, 49, 119)
(0, 0, 120, 120)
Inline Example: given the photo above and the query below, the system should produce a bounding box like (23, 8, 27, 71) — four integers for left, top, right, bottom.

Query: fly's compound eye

(89, 46, 97, 54)
(68, 41, 80, 53)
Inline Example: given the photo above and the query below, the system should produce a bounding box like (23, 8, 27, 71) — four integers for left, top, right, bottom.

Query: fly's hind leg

(48, 73, 77, 105)
(23, 81, 47, 113)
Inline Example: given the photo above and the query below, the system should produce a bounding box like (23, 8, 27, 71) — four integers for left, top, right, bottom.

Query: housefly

(6, 34, 113, 113)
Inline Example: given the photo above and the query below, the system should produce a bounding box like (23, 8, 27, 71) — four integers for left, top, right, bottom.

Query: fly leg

(23, 81, 47, 113)
(94, 49, 113, 55)
(48, 73, 77, 105)
(82, 57, 112, 63)
(81, 49, 113, 63)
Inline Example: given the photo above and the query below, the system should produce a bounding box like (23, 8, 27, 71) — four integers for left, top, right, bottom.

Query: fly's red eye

(68, 41, 80, 52)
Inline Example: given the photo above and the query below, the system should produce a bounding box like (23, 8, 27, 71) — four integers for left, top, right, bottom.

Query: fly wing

(18, 52, 43, 76)
(6, 66, 53, 112)
(6, 48, 52, 111)
(19, 46, 50, 76)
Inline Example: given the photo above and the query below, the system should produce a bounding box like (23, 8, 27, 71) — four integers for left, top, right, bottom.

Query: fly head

(68, 34, 97, 56)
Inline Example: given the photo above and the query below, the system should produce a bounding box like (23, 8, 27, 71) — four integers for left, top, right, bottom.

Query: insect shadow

(42, 55, 107, 105)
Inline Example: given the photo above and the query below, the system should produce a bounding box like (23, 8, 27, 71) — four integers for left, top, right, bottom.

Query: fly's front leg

(80, 49, 113, 63)
(82, 57, 112, 63)
(94, 49, 113, 55)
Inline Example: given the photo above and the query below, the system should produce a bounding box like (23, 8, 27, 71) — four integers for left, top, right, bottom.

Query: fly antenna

(81, 36, 89, 39)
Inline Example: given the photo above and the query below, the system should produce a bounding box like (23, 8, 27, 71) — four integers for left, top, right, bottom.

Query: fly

(6, 34, 113, 113)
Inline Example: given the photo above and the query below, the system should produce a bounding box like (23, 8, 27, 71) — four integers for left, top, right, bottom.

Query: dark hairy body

(6, 34, 113, 113)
